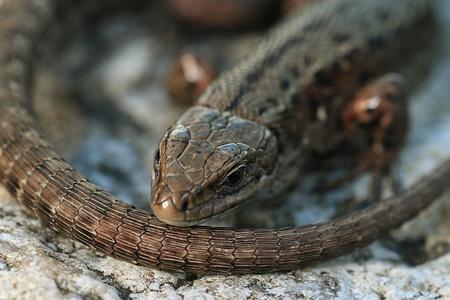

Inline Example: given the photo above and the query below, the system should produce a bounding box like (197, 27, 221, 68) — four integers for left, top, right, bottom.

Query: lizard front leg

(320, 74, 409, 203)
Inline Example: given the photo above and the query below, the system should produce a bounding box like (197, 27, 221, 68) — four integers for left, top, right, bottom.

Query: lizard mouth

(151, 183, 235, 226)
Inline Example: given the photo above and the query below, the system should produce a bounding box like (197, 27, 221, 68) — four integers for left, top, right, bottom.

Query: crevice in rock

(87, 267, 133, 299)
(382, 237, 429, 265)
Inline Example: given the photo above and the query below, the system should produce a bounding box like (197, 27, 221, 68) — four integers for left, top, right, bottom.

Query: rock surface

(1, 1, 450, 299)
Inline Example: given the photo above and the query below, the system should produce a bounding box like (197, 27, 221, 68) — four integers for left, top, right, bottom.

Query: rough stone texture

(1, 1, 450, 299)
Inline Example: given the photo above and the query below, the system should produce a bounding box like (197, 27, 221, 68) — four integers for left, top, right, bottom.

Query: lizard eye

(224, 165, 247, 187)
(155, 148, 161, 165)
(153, 148, 161, 178)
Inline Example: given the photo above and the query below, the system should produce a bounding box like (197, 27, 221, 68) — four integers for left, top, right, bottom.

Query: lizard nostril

(176, 193, 193, 212)
(180, 199, 189, 212)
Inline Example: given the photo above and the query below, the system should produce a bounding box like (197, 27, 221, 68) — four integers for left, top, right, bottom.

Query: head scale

(151, 106, 277, 226)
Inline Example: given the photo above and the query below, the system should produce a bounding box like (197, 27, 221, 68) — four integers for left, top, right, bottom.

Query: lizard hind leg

(321, 73, 409, 204)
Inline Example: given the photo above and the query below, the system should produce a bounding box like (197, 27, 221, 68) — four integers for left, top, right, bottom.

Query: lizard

(0, 0, 448, 275)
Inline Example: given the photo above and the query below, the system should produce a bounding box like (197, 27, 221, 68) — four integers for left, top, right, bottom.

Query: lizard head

(151, 106, 278, 226)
